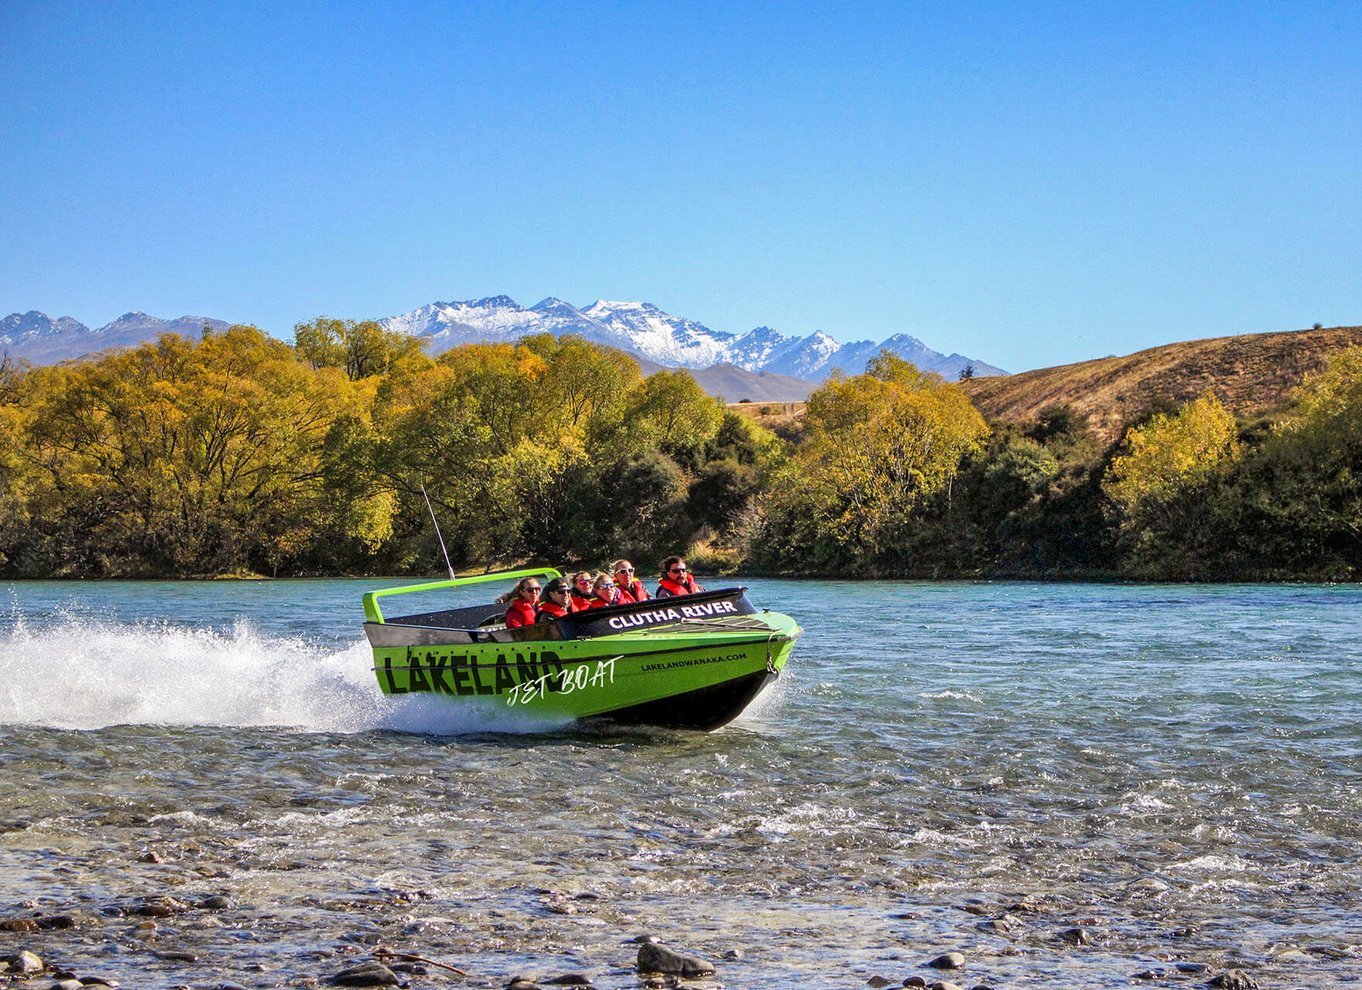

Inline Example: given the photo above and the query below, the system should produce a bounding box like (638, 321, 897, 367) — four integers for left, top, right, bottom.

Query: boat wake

(0, 613, 565, 735)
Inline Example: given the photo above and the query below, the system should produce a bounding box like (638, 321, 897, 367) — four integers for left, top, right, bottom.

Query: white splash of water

(0, 612, 563, 735)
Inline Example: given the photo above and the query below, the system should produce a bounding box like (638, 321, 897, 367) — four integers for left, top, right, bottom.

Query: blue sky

(3, 2, 1359, 372)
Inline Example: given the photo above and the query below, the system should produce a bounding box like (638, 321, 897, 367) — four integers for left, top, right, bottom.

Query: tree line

(1, 320, 1359, 581)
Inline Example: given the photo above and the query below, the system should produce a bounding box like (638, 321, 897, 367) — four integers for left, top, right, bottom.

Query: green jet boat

(362, 567, 800, 730)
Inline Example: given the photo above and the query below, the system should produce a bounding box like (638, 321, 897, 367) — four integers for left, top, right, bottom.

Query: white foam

(0, 613, 566, 736)
(918, 689, 982, 703)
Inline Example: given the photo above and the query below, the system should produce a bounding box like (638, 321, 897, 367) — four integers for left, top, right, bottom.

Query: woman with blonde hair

(612, 559, 649, 601)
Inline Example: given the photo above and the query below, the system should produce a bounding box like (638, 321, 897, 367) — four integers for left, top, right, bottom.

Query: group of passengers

(500, 556, 705, 628)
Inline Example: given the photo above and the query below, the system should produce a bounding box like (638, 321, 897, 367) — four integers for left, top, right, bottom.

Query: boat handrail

(362, 566, 563, 624)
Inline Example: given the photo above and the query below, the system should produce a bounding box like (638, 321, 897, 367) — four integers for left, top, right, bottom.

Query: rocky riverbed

(0, 845, 1348, 989)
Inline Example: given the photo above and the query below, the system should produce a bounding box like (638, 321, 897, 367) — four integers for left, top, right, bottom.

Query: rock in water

(1207, 973, 1259, 990)
(637, 942, 716, 977)
(928, 952, 966, 969)
(332, 961, 400, 986)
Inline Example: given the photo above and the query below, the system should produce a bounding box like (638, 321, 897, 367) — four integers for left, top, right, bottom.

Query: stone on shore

(637, 941, 716, 977)
(8, 950, 44, 974)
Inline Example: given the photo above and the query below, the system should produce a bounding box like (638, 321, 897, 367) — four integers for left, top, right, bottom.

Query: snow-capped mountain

(578, 300, 736, 367)
(3, 297, 1007, 382)
(1, 311, 231, 364)
(1, 311, 88, 342)
(379, 296, 1007, 379)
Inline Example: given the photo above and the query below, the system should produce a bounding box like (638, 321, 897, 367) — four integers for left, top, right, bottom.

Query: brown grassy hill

(960, 325, 1362, 441)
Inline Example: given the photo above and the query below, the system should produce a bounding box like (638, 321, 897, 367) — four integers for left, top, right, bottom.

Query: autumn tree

(4, 328, 366, 575)
(1104, 393, 1241, 521)
(1215, 346, 1362, 577)
(752, 352, 988, 574)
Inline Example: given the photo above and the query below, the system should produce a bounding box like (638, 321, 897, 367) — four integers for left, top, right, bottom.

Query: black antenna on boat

(420, 483, 455, 580)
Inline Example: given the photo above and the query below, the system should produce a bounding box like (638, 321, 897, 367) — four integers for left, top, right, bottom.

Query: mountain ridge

(375, 295, 1006, 381)
(1, 296, 1006, 396)
(1, 311, 233, 364)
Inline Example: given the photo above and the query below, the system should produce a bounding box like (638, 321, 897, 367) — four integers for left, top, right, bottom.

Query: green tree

(294, 316, 429, 380)
(1216, 346, 1362, 578)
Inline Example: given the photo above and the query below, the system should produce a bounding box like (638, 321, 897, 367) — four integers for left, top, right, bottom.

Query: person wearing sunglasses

(569, 571, 595, 611)
(611, 559, 649, 601)
(498, 577, 542, 628)
(535, 578, 575, 622)
(655, 555, 704, 598)
(589, 572, 634, 608)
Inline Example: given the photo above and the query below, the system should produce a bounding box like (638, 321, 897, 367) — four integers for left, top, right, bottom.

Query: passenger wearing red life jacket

(568, 571, 595, 612)
(535, 579, 574, 622)
(499, 577, 542, 628)
(655, 555, 704, 598)
(590, 573, 634, 608)
(612, 559, 649, 601)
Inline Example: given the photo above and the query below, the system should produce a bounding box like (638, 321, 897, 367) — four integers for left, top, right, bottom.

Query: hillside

(960, 325, 1362, 440)
(688, 364, 815, 402)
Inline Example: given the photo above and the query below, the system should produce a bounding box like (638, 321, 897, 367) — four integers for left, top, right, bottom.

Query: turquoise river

(1, 578, 1359, 988)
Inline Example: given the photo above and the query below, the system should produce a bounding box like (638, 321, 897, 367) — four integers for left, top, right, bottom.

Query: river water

(1, 578, 1359, 988)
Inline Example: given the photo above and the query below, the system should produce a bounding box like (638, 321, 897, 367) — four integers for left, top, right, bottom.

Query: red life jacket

(617, 577, 649, 601)
(505, 599, 537, 628)
(656, 574, 703, 598)
(569, 589, 594, 611)
(536, 601, 569, 622)
(590, 588, 635, 608)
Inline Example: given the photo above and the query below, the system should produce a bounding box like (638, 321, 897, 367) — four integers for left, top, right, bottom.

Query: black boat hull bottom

(582, 669, 777, 731)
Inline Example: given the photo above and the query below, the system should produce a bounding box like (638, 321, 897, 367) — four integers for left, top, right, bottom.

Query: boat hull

(367, 613, 799, 730)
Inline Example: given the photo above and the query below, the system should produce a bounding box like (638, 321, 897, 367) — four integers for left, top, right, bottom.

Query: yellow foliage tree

(766, 352, 988, 567)
(1104, 392, 1242, 519)
(9, 327, 361, 574)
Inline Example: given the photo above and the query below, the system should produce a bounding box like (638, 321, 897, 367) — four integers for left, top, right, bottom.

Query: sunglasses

(575, 578, 591, 585)
(669, 566, 687, 574)
(524, 586, 541, 593)
(616, 566, 634, 573)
